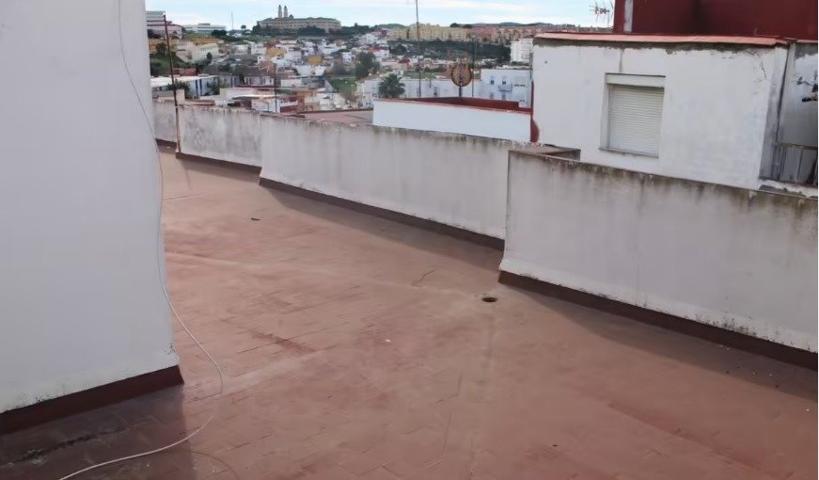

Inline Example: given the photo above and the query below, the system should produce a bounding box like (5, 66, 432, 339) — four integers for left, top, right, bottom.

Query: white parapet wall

(0, 0, 178, 412)
(259, 114, 517, 239)
(154, 100, 177, 143)
(373, 99, 532, 143)
(164, 105, 522, 239)
(179, 106, 262, 167)
(501, 150, 818, 351)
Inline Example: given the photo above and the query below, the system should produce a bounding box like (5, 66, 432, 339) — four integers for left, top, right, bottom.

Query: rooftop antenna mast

(415, 0, 421, 98)
(590, 1, 613, 28)
(163, 14, 181, 151)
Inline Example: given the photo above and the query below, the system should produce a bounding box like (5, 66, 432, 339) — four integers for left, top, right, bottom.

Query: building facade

(175, 39, 221, 63)
(388, 23, 471, 41)
(510, 38, 534, 63)
(146, 10, 182, 38)
(530, 33, 817, 190)
(183, 23, 227, 34)
(257, 6, 341, 32)
(478, 68, 532, 106)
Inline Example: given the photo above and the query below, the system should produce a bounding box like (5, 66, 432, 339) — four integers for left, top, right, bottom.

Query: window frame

(600, 73, 666, 158)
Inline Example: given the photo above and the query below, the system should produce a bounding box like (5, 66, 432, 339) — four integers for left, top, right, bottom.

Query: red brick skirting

(259, 177, 505, 250)
(0, 366, 183, 434)
(499, 271, 817, 370)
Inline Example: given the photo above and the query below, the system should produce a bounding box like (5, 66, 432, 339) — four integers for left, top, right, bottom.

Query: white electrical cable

(56, 2, 225, 478)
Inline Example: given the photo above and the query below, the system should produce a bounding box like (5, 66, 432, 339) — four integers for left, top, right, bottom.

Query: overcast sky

(145, 0, 610, 29)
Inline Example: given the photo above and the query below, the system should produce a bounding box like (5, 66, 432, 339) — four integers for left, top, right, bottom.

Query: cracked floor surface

(1, 147, 816, 479)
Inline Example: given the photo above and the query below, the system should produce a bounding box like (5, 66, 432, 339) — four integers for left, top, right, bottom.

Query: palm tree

(378, 74, 405, 99)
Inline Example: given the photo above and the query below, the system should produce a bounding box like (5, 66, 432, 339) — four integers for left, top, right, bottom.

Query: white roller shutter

(607, 84, 664, 156)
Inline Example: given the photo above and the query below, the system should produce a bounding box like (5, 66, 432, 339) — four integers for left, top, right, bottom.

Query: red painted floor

(1, 148, 816, 479)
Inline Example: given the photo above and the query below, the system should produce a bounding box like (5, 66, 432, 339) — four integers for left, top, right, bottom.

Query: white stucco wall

(153, 100, 177, 143)
(501, 151, 818, 351)
(259, 115, 516, 239)
(164, 105, 519, 239)
(531, 41, 788, 189)
(373, 100, 531, 142)
(179, 106, 262, 167)
(0, 0, 178, 412)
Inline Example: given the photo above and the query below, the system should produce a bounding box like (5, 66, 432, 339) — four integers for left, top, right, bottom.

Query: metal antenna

(415, 0, 421, 97)
(590, 1, 613, 27)
(163, 14, 181, 151)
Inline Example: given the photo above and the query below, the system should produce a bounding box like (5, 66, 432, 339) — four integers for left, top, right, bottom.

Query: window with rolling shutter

(604, 76, 664, 157)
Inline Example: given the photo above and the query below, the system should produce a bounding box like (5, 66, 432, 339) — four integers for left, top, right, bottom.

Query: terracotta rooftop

(535, 32, 791, 47)
(1, 147, 815, 479)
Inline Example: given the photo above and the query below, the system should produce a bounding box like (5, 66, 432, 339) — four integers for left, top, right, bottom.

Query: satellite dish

(450, 61, 473, 88)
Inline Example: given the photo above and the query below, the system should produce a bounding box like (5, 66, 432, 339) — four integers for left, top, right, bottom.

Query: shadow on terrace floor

(509, 286, 817, 401)
(261, 187, 503, 271)
(170, 154, 502, 272)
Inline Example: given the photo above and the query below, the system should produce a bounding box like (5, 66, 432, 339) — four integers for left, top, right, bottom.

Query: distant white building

(251, 96, 299, 113)
(401, 77, 471, 100)
(372, 49, 390, 61)
(175, 40, 220, 63)
(284, 49, 303, 62)
(510, 38, 534, 63)
(183, 23, 227, 34)
(228, 42, 266, 56)
(357, 69, 532, 108)
(146, 10, 182, 38)
(478, 68, 532, 107)
(294, 64, 326, 77)
(358, 33, 379, 45)
(151, 75, 219, 98)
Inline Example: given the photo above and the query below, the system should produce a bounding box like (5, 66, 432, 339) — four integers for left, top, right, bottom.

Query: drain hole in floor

(481, 295, 498, 303)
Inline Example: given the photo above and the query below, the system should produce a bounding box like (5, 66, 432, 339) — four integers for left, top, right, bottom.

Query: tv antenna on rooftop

(590, 1, 614, 27)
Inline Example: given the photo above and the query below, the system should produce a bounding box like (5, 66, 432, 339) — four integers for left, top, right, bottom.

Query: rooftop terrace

(1, 147, 815, 479)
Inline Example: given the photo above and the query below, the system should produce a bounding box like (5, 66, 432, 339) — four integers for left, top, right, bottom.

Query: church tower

(284, 5, 289, 18)
(277, 4, 282, 18)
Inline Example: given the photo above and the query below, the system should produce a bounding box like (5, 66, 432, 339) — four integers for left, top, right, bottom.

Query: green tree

(354, 52, 379, 79)
(378, 74, 405, 98)
(211, 29, 228, 37)
(297, 26, 325, 36)
(155, 42, 167, 56)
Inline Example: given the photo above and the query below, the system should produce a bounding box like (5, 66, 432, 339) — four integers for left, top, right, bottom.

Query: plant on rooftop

(378, 74, 405, 99)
